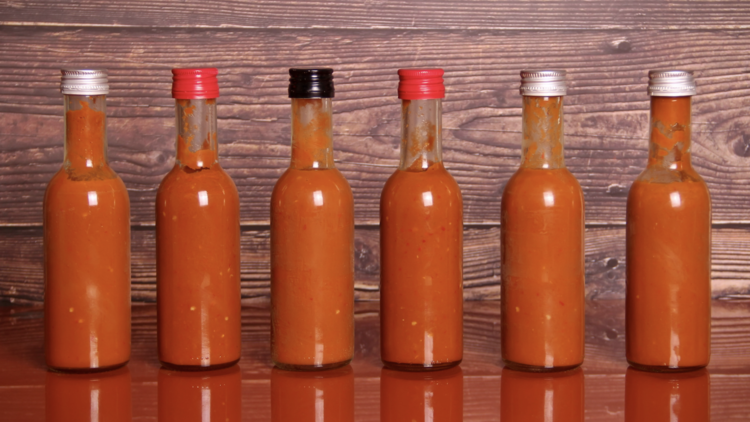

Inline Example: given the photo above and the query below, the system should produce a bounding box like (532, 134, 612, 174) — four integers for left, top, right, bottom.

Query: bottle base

(382, 359, 462, 372)
(627, 360, 707, 373)
(48, 360, 129, 374)
(274, 359, 351, 372)
(502, 359, 581, 373)
(160, 358, 240, 372)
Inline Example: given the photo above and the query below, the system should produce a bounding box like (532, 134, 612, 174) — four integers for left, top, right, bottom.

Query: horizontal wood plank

(2, 225, 749, 305)
(2, 27, 750, 225)
(1, 300, 749, 420)
(2, 1, 750, 30)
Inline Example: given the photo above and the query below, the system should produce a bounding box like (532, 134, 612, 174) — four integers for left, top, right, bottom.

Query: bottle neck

(175, 98, 218, 170)
(400, 99, 442, 171)
(648, 96, 692, 171)
(521, 96, 565, 169)
(64, 95, 108, 171)
(290, 98, 334, 170)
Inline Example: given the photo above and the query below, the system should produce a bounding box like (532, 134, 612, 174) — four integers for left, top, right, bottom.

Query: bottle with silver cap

(500, 70, 585, 372)
(626, 70, 711, 372)
(44, 69, 131, 372)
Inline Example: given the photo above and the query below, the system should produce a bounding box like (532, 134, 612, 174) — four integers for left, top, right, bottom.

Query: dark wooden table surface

(1, 299, 749, 421)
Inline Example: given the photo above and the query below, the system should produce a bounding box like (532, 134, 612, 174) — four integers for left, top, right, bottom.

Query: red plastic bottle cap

(172, 68, 220, 99)
(398, 69, 445, 100)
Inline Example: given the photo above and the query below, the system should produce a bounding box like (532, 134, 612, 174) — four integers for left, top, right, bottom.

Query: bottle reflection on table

(45, 366, 132, 422)
(158, 364, 241, 422)
(271, 364, 354, 422)
(625, 367, 710, 422)
(380, 366, 463, 422)
(500, 366, 584, 422)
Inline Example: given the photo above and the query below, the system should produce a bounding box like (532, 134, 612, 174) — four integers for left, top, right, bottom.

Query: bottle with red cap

(156, 68, 241, 370)
(379, 69, 464, 371)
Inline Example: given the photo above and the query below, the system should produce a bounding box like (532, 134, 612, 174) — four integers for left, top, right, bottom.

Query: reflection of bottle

(271, 68, 354, 371)
(625, 367, 710, 422)
(45, 69, 131, 372)
(626, 71, 711, 372)
(500, 367, 584, 422)
(501, 70, 585, 372)
(380, 69, 463, 371)
(158, 365, 241, 422)
(381, 366, 463, 422)
(46, 366, 131, 422)
(157, 68, 241, 370)
(271, 365, 354, 422)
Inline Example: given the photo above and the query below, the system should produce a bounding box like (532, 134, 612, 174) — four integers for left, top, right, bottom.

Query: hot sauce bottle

(44, 69, 131, 372)
(500, 367, 584, 422)
(380, 366, 463, 421)
(46, 366, 132, 422)
(625, 367, 710, 422)
(156, 68, 241, 370)
(380, 69, 464, 371)
(271, 68, 355, 370)
(501, 70, 585, 371)
(626, 70, 711, 372)
(158, 365, 242, 422)
(271, 365, 354, 422)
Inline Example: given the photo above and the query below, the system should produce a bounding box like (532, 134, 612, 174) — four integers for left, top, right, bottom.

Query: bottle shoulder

(271, 167, 353, 208)
(383, 163, 461, 195)
(504, 167, 582, 195)
(158, 164, 238, 200)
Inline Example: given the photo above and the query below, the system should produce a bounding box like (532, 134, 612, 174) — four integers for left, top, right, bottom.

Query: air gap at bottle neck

(519, 70, 567, 170)
(289, 68, 335, 170)
(61, 69, 110, 173)
(647, 70, 696, 171)
(172, 68, 220, 171)
(398, 69, 445, 172)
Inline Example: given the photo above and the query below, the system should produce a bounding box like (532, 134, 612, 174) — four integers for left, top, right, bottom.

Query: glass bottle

(44, 69, 131, 372)
(380, 69, 463, 371)
(156, 68, 241, 370)
(501, 70, 585, 371)
(271, 68, 354, 370)
(626, 70, 711, 371)
(500, 367, 584, 422)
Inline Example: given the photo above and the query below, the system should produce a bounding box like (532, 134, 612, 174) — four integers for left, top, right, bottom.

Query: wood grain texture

(2, 225, 749, 305)
(2, 1, 750, 30)
(2, 27, 750, 226)
(1, 300, 749, 421)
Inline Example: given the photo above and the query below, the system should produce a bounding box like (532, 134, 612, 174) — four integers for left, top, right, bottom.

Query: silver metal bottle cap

(520, 70, 567, 97)
(60, 69, 109, 95)
(648, 70, 696, 97)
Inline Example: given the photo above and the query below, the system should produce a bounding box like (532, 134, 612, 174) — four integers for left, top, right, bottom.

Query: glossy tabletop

(1, 300, 749, 421)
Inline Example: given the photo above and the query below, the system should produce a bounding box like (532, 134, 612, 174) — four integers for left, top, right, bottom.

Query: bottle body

(44, 94, 131, 372)
(501, 95, 585, 371)
(157, 98, 241, 369)
(500, 367, 584, 422)
(626, 96, 711, 371)
(271, 98, 355, 370)
(380, 98, 464, 370)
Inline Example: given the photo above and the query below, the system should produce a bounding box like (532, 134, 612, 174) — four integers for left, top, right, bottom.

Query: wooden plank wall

(1, 1, 750, 304)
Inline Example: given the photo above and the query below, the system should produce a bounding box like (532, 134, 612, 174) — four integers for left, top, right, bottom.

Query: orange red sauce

(271, 365, 354, 422)
(381, 366, 463, 421)
(501, 96, 585, 370)
(501, 367, 584, 421)
(157, 98, 241, 369)
(46, 366, 131, 422)
(625, 367, 709, 422)
(626, 97, 711, 371)
(158, 365, 241, 422)
(44, 97, 131, 371)
(271, 99, 354, 369)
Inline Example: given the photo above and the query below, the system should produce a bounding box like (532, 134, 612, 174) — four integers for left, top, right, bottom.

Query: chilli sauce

(500, 367, 584, 422)
(157, 68, 241, 370)
(46, 366, 132, 422)
(380, 366, 463, 421)
(158, 365, 241, 422)
(380, 69, 464, 371)
(625, 367, 709, 422)
(271, 68, 354, 370)
(626, 71, 711, 372)
(501, 71, 585, 371)
(271, 365, 354, 422)
(44, 69, 131, 372)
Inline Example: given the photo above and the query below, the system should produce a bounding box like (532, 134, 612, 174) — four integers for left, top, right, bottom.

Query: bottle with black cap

(626, 70, 711, 372)
(501, 70, 585, 372)
(270, 68, 354, 371)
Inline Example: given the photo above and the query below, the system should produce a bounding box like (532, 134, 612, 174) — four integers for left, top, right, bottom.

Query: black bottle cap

(288, 68, 334, 99)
